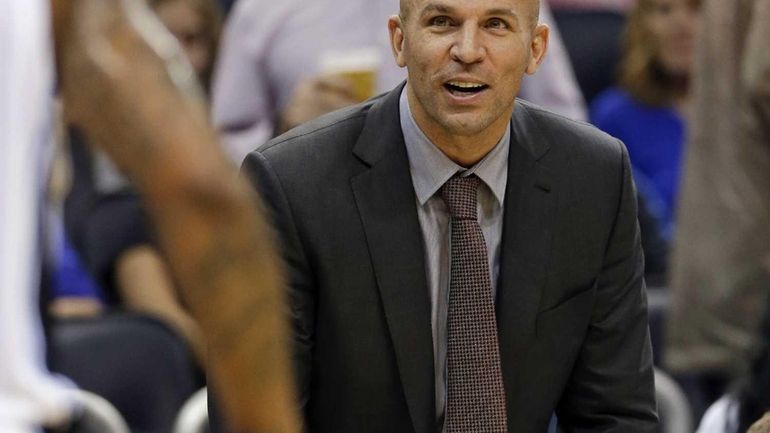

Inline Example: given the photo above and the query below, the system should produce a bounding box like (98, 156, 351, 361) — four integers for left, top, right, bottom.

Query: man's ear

(525, 23, 549, 75)
(388, 15, 407, 68)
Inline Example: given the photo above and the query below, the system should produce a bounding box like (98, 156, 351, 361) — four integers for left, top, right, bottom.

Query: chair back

(174, 387, 209, 433)
(72, 389, 131, 433)
(50, 313, 201, 433)
(656, 367, 694, 433)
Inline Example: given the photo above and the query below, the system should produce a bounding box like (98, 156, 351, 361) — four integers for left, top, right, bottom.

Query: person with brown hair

(590, 0, 700, 239)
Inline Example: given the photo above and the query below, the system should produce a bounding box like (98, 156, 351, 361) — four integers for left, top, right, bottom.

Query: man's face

(389, 0, 548, 142)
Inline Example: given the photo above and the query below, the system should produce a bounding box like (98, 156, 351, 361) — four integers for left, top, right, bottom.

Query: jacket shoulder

(255, 99, 376, 164)
(518, 100, 625, 166)
(515, 100, 631, 214)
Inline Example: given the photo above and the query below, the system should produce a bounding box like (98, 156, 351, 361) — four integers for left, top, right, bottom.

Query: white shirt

(0, 1, 77, 431)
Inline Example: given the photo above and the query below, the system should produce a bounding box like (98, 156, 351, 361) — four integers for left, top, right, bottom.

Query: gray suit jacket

(242, 84, 658, 433)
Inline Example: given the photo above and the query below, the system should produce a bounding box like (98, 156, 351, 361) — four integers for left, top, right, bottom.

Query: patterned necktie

(441, 175, 508, 433)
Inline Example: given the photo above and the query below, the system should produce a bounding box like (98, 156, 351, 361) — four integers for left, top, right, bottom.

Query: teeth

(448, 81, 485, 89)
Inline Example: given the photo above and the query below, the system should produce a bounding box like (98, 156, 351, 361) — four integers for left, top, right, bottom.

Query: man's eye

(430, 16, 452, 27)
(487, 18, 508, 29)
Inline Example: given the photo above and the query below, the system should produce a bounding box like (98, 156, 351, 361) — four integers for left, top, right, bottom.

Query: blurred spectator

(149, 0, 223, 92)
(48, 238, 104, 318)
(63, 0, 224, 364)
(212, 0, 586, 163)
(590, 0, 699, 239)
(666, 0, 770, 420)
(521, 2, 587, 120)
(46, 110, 105, 319)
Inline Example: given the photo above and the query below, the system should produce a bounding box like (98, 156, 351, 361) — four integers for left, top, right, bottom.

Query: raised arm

(52, 1, 300, 432)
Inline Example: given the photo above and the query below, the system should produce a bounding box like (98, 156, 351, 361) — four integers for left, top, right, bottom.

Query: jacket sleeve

(242, 150, 317, 415)
(555, 141, 659, 432)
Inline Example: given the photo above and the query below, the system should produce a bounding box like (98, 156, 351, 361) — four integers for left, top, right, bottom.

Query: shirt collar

(400, 87, 510, 206)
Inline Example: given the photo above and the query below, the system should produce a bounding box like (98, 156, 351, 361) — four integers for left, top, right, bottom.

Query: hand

(278, 74, 358, 132)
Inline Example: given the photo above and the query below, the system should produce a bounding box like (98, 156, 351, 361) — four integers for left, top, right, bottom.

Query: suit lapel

(496, 101, 555, 361)
(350, 85, 436, 433)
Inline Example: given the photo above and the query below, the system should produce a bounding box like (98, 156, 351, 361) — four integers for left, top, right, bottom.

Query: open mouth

(444, 81, 489, 96)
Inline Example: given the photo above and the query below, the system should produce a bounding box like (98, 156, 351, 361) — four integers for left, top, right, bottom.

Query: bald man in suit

(242, 0, 658, 431)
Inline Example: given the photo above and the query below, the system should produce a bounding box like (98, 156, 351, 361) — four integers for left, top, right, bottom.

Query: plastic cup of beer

(319, 48, 382, 102)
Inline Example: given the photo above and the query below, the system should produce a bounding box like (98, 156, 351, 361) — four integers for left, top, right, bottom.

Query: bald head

(527, 0, 540, 26)
(399, 0, 540, 27)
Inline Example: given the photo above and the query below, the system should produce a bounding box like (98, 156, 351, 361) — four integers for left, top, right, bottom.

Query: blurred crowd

(3, 0, 769, 432)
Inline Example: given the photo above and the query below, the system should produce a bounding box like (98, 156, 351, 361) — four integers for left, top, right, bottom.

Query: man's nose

(449, 23, 486, 64)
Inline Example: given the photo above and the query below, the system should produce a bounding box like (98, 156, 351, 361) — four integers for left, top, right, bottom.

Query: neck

(407, 87, 511, 168)
(430, 132, 506, 167)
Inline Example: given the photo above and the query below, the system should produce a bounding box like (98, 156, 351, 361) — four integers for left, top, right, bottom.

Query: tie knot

(440, 175, 480, 220)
